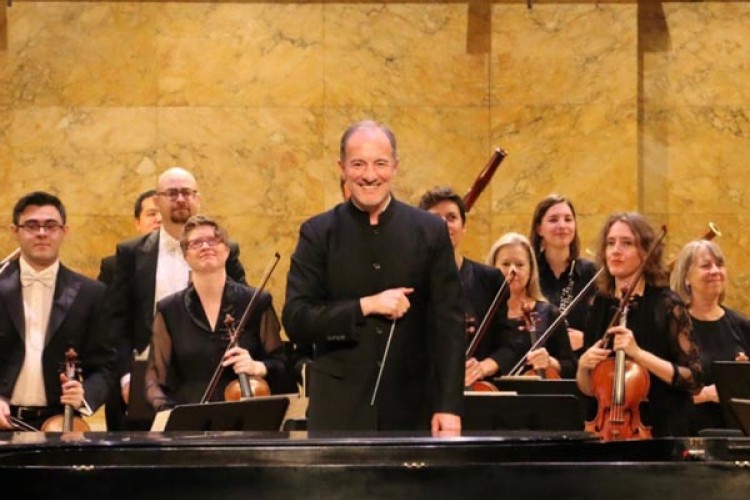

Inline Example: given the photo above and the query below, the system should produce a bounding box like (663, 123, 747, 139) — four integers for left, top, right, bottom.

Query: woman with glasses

(144, 215, 294, 411)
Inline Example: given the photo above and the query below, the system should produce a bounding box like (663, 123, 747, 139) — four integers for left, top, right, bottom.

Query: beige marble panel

(324, 4, 489, 107)
(655, 3, 750, 107)
(653, 104, 750, 214)
(5, 3, 158, 106)
(491, 4, 637, 106)
(156, 3, 324, 106)
(153, 106, 328, 217)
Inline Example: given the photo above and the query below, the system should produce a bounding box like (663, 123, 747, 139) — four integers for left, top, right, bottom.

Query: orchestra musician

(145, 215, 294, 411)
(670, 239, 750, 433)
(576, 213, 703, 437)
(282, 119, 465, 433)
(466, 232, 575, 386)
(0, 191, 114, 431)
(417, 186, 505, 346)
(104, 167, 247, 430)
(529, 194, 597, 355)
(97, 189, 162, 286)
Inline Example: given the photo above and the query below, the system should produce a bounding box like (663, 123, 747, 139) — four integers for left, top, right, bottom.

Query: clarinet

(558, 260, 577, 320)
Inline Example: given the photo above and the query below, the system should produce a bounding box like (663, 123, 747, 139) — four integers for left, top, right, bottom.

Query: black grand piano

(2, 430, 750, 499)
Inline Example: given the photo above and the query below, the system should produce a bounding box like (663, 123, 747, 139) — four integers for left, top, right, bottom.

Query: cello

(200, 253, 280, 403)
(583, 226, 667, 442)
(41, 347, 91, 432)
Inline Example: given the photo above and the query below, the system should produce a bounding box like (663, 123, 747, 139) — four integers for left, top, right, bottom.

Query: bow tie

(20, 268, 56, 288)
(163, 236, 182, 254)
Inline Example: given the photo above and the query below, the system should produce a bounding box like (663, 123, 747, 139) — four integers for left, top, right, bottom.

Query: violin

(464, 271, 514, 392)
(222, 313, 271, 401)
(200, 253, 280, 404)
(505, 267, 604, 378)
(583, 226, 666, 442)
(519, 303, 560, 379)
(584, 302, 651, 441)
(41, 347, 91, 432)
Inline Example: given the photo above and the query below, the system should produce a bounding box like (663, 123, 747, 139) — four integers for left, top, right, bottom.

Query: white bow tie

(20, 267, 56, 288)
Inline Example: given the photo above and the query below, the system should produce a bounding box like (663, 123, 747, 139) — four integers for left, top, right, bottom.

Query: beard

(170, 206, 192, 224)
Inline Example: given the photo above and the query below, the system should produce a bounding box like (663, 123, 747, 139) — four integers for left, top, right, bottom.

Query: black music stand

(161, 396, 290, 432)
(729, 398, 750, 437)
(463, 393, 584, 431)
(713, 361, 750, 430)
(492, 377, 580, 396)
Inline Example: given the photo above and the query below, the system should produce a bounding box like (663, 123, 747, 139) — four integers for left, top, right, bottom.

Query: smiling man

(283, 120, 465, 433)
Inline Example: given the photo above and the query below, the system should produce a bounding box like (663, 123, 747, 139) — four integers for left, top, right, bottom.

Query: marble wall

(1, 1, 750, 319)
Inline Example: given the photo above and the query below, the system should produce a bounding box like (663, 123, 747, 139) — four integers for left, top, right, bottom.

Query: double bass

(583, 226, 667, 442)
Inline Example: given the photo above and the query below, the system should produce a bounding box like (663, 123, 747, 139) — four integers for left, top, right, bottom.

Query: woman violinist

(530, 194, 597, 355)
(145, 215, 295, 412)
(670, 239, 750, 433)
(576, 213, 703, 437)
(466, 232, 575, 385)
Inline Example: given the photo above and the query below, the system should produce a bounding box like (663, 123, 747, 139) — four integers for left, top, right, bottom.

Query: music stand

(127, 359, 156, 430)
(463, 393, 584, 431)
(729, 398, 750, 437)
(492, 377, 580, 396)
(712, 361, 750, 430)
(160, 396, 290, 432)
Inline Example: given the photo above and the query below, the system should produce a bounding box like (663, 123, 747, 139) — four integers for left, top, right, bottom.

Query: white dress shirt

(10, 257, 59, 406)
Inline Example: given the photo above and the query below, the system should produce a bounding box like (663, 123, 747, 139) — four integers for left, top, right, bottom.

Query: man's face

(135, 196, 161, 234)
(12, 204, 68, 270)
(338, 127, 398, 215)
(156, 173, 200, 225)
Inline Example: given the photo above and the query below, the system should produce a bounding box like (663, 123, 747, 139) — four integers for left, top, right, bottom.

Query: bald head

(157, 167, 197, 191)
(155, 167, 201, 238)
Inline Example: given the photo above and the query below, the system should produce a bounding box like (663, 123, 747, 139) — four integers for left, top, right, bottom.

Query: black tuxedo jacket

(0, 260, 115, 411)
(105, 230, 247, 377)
(97, 254, 116, 286)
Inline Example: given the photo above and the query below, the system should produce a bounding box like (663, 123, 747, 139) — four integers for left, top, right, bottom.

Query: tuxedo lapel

(0, 260, 25, 339)
(46, 265, 81, 345)
(136, 231, 159, 330)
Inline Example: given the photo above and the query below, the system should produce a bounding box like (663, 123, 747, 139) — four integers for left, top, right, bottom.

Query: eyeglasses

(186, 237, 223, 251)
(157, 188, 198, 201)
(16, 220, 64, 233)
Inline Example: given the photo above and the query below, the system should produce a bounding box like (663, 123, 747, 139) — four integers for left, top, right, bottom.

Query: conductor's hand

(431, 412, 461, 437)
(360, 287, 415, 320)
(0, 399, 12, 430)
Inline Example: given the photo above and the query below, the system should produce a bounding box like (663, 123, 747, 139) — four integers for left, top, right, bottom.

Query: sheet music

(150, 409, 172, 431)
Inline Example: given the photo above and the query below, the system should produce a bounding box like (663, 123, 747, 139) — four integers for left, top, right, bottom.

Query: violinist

(530, 194, 597, 355)
(144, 215, 294, 412)
(576, 213, 703, 437)
(670, 239, 750, 433)
(0, 192, 114, 431)
(467, 232, 575, 385)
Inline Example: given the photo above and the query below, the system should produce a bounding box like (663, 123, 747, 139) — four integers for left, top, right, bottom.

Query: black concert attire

(689, 307, 750, 433)
(537, 255, 597, 339)
(145, 280, 294, 410)
(582, 285, 703, 437)
(474, 300, 575, 379)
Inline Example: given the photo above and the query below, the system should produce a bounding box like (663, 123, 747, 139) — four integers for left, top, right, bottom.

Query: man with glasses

(0, 191, 114, 431)
(104, 167, 246, 430)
